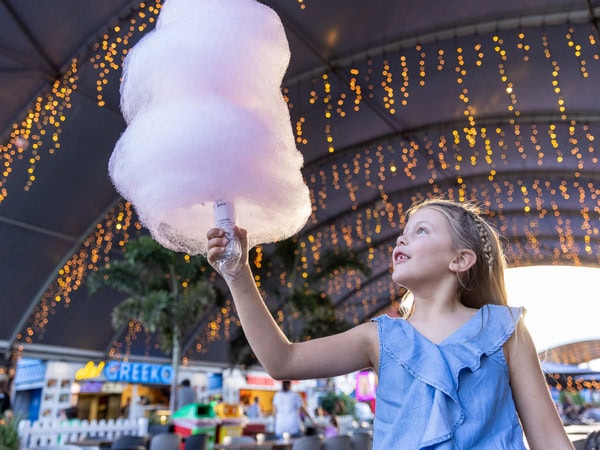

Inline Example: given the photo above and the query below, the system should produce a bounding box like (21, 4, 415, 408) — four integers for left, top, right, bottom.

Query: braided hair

(403, 198, 508, 309)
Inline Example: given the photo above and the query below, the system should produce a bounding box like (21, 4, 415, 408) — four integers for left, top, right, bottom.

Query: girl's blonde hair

(400, 198, 508, 315)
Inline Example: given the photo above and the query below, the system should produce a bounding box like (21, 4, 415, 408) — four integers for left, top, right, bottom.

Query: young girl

(206, 198, 574, 449)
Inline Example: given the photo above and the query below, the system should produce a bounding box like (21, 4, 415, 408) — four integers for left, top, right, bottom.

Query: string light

(18, 201, 136, 344)
(0, 60, 77, 202)
(6, 6, 599, 360)
(90, 1, 162, 107)
(0, 2, 161, 203)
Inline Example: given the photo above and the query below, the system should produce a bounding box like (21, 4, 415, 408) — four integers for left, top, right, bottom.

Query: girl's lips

(393, 249, 410, 264)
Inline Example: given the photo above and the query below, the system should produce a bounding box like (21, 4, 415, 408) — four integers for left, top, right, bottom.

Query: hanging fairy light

(90, 1, 163, 107)
(18, 201, 137, 344)
(283, 20, 600, 322)
(0, 60, 78, 202)
(8, 4, 599, 358)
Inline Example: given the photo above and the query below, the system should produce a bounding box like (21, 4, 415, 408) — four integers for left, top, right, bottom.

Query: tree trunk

(169, 324, 180, 412)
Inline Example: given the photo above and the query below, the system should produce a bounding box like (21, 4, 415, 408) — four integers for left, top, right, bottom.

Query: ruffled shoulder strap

(441, 304, 524, 377)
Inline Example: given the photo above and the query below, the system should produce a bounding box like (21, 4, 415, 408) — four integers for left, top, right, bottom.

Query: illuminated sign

(103, 361, 173, 385)
(208, 373, 223, 390)
(79, 381, 103, 393)
(75, 361, 105, 380)
(356, 370, 377, 401)
(78, 381, 124, 394)
(246, 374, 275, 386)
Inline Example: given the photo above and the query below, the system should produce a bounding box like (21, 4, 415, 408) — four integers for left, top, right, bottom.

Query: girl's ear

(449, 249, 477, 273)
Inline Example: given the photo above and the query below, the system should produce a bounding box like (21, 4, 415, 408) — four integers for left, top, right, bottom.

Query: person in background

(0, 385, 11, 418)
(207, 197, 574, 449)
(582, 404, 600, 423)
(57, 406, 80, 444)
(272, 381, 313, 438)
(176, 379, 196, 410)
(323, 414, 339, 438)
(560, 391, 583, 424)
(246, 396, 262, 419)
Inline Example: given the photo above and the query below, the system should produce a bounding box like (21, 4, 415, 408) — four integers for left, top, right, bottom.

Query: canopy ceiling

(1, 0, 599, 367)
(544, 340, 600, 365)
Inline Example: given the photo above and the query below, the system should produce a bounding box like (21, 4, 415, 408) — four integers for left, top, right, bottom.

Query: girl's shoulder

(484, 303, 525, 323)
(370, 304, 523, 320)
(371, 313, 400, 323)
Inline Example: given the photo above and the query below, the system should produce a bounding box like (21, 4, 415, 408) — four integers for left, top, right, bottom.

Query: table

(213, 439, 293, 450)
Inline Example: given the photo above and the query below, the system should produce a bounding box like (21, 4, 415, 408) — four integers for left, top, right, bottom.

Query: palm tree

(86, 235, 216, 412)
(229, 237, 371, 366)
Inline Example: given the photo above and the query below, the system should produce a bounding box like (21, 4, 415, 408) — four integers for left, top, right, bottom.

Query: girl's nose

(396, 235, 406, 246)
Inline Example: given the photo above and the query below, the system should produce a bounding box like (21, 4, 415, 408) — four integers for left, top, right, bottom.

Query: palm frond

(111, 297, 145, 330)
(86, 261, 143, 296)
(173, 282, 216, 333)
(138, 290, 172, 333)
(273, 238, 300, 272)
(89, 236, 220, 356)
(301, 304, 352, 340)
(122, 235, 176, 267)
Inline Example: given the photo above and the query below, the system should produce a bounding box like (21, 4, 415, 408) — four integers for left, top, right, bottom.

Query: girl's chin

(391, 275, 409, 288)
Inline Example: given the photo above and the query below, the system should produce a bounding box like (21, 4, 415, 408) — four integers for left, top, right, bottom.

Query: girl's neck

(408, 276, 460, 315)
(410, 296, 466, 320)
(407, 296, 478, 345)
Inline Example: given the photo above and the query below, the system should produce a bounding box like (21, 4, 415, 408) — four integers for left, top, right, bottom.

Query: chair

(111, 435, 148, 449)
(585, 430, 600, 450)
(109, 447, 146, 450)
(350, 431, 372, 450)
(322, 434, 352, 450)
(291, 435, 323, 450)
(184, 433, 209, 450)
(149, 432, 181, 450)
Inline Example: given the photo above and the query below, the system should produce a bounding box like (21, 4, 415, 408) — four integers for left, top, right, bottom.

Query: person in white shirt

(272, 381, 310, 438)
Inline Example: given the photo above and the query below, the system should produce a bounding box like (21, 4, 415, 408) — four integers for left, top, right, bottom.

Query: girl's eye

(416, 227, 428, 234)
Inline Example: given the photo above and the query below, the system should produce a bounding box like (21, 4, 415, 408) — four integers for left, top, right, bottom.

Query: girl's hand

(206, 226, 249, 279)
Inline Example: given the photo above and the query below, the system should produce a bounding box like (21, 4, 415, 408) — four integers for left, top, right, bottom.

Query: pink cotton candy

(109, 0, 311, 254)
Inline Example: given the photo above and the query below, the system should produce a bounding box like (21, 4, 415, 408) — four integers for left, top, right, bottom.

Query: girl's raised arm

(507, 323, 574, 449)
(206, 226, 378, 380)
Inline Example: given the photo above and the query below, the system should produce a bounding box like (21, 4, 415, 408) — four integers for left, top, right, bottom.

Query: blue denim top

(371, 304, 527, 449)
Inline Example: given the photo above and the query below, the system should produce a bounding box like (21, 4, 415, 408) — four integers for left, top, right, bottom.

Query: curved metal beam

(585, 0, 600, 52)
(0, 0, 57, 74)
(5, 195, 124, 359)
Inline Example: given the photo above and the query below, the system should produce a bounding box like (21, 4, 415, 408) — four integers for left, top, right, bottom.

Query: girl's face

(391, 207, 457, 289)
